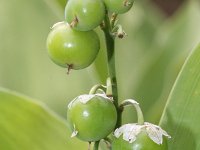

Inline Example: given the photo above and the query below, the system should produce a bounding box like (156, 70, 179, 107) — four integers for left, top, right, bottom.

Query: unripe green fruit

(103, 0, 134, 14)
(46, 22, 100, 70)
(67, 94, 117, 142)
(65, 0, 105, 31)
(112, 130, 168, 150)
(112, 122, 170, 150)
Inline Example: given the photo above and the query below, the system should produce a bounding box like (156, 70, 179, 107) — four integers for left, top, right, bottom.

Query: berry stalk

(119, 99, 144, 125)
(93, 141, 100, 150)
(101, 12, 121, 128)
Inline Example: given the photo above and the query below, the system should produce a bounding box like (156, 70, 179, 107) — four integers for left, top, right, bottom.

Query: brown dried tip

(70, 16, 78, 28)
(106, 94, 113, 98)
(111, 13, 117, 21)
(123, 0, 131, 7)
(100, 21, 106, 29)
(118, 33, 124, 39)
(117, 31, 127, 39)
(67, 64, 73, 75)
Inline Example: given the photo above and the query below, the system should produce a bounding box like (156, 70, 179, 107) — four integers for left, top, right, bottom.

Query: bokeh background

(0, 0, 200, 149)
(1, 0, 200, 122)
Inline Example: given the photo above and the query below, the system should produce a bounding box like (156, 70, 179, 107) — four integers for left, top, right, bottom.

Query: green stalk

(93, 141, 100, 150)
(89, 84, 106, 95)
(120, 99, 144, 125)
(101, 13, 121, 128)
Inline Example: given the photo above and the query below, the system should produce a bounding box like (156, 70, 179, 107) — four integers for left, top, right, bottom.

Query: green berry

(103, 0, 134, 14)
(46, 22, 100, 70)
(112, 123, 170, 150)
(67, 94, 117, 142)
(65, 0, 105, 31)
(112, 131, 168, 150)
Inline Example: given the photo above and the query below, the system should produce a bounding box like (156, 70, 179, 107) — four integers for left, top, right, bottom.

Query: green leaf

(0, 88, 87, 150)
(159, 43, 200, 149)
(0, 0, 95, 117)
(118, 0, 200, 124)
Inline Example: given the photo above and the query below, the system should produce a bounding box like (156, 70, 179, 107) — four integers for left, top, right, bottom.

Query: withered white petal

(71, 130, 78, 138)
(114, 122, 171, 145)
(68, 94, 94, 109)
(71, 124, 78, 137)
(114, 124, 131, 138)
(68, 99, 75, 109)
(160, 128, 171, 138)
(68, 94, 112, 109)
(114, 123, 143, 143)
(144, 122, 171, 145)
(114, 128, 123, 138)
(78, 94, 95, 104)
(145, 124, 163, 144)
(95, 93, 113, 101)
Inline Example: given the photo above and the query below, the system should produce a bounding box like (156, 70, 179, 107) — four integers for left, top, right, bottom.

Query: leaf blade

(159, 43, 200, 149)
(0, 88, 87, 150)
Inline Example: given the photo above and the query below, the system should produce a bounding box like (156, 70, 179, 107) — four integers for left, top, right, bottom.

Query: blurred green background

(1, 0, 200, 149)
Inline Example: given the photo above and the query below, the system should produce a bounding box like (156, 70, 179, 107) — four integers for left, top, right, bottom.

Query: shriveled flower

(114, 122, 171, 145)
(68, 93, 112, 109)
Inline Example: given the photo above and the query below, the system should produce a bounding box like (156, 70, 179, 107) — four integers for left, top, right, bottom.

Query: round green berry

(67, 94, 117, 142)
(112, 130, 168, 150)
(46, 22, 100, 70)
(103, 0, 134, 14)
(65, 0, 105, 31)
(112, 123, 170, 150)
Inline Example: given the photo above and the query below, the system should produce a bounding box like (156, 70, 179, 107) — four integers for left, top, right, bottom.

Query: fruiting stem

(120, 99, 144, 125)
(103, 138, 112, 149)
(101, 12, 121, 128)
(93, 141, 100, 150)
(89, 84, 106, 95)
(110, 13, 118, 28)
(88, 142, 91, 150)
(106, 77, 112, 97)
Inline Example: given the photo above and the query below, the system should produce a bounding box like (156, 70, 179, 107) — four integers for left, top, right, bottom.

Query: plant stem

(110, 13, 118, 29)
(102, 13, 121, 128)
(106, 77, 112, 97)
(93, 141, 100, 150)
(103, 138, 112, 150)
(89, 84, 106, 95)
(120, 99, 144, 125)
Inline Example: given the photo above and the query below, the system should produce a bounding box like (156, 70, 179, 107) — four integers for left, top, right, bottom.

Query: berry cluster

(67, 91, 171, 150)
(46, 0, 134, 73)
(46, 0, 171, 149)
